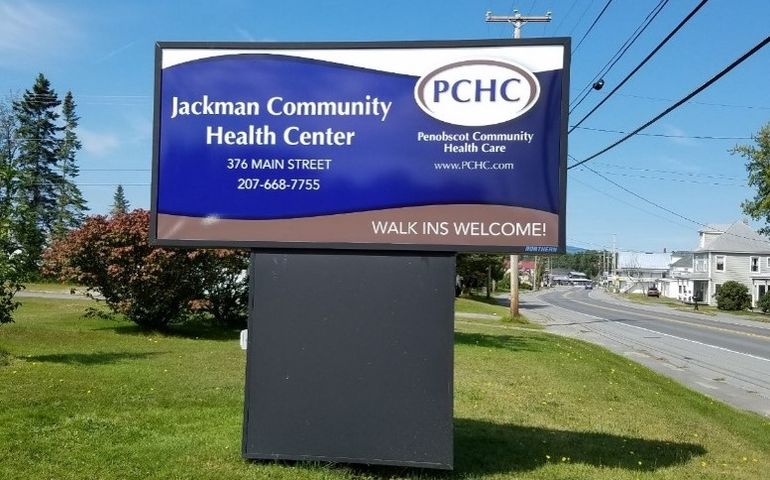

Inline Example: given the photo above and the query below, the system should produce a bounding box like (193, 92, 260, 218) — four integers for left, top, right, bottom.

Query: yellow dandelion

(742, 457, 748, 462)
(701, 461, 707, 467)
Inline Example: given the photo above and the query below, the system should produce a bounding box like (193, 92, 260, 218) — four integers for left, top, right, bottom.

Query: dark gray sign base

(243, 252, 454, 470)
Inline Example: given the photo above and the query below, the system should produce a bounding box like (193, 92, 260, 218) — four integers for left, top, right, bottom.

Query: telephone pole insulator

(485, 10, 552, 38)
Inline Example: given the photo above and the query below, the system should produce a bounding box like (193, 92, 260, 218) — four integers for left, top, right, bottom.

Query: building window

(715, 255, 725, 272)
(695, 258, 707, 272)
(767, 257, 770, 268)
(751, 257, 760, 273)
(715, 284, 722, 294)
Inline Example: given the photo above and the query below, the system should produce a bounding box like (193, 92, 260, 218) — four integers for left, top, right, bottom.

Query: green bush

(757, 292, 770, 313)
(0, 236, 24, 326)
(714, 281, 751, 311)
(43, 210, 248, 330)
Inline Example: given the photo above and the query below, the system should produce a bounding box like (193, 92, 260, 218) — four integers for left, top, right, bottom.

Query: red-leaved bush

(43, 210, 248, 329)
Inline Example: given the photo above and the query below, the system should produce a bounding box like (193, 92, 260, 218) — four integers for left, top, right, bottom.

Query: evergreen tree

(0, 96, 20, 228)
(111, 184, 130, 215)
(12, 74, 63, 267)
(51, 91, 87, 238)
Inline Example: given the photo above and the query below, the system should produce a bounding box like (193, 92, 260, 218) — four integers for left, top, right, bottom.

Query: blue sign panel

(151, 40, 569, 252)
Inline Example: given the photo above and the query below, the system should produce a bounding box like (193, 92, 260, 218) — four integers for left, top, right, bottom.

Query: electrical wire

(571, 175, 694, 229)
(568, 34, 770, 171)
(570, 0, 711, 133)
(593, 170, 745, 187)
(569, 0, 669, 112)
(570, 125, 752, 140)
(568, 0, 596, 36)
(571, 155, 770, 246)
(590, 162, 743, 180)
(572, 0, 613, 53)
(616, 93, 770, 110)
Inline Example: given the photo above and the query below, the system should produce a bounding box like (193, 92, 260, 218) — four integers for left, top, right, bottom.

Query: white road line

(616, 322, 770, 363)
(539, 294, 770, 363)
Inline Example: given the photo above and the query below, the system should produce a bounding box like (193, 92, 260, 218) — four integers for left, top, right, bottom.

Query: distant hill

(566, 245, 586, 254)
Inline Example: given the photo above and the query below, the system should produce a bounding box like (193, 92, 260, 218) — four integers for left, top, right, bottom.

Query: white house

(614, 251, 672, 294)
(687, 221, 770, 307)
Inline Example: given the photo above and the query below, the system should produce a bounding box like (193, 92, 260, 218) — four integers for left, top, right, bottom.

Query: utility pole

(485, 8, 552, 317)
(485, 9, 552, 39)
(612, 233, 617, 292)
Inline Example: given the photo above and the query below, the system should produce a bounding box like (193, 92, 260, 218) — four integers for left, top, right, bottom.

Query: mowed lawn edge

(0, 297, 767, 480)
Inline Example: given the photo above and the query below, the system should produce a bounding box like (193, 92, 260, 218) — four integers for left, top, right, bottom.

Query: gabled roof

(671, 253, 693, 268)
(617, 251, 671, 270)
(700, 224, 732, 234)
(694, 221, 770, 254)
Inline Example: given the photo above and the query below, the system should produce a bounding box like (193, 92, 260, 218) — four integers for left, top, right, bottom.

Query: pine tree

(0, 96, 20, 228)
(12, 74, 63, 267)
(51, 91, 87, 238)
(111, 184, 130, 215)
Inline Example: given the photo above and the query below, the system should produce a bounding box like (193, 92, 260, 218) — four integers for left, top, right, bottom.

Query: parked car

(647, 286, 660, 297)
(584, 283, 593, 290)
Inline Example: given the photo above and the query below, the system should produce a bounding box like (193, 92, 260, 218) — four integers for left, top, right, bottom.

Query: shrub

(43, 210, 248, 330)
(0, 237, 24, 326)
(714, 281, 751, 311)
(757, 292, 770, 313)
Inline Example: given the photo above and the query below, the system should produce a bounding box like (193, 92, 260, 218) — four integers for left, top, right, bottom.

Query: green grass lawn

(1, 298, 769, 479)
(455, 294, 533, 326)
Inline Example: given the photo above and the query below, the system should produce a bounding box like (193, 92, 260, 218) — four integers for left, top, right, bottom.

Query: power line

(569, 0, 711, 133)
(568, 0, 596, 36)
(572, 155, 770, 246)
(572, 0, 613, 54)
(571, 125, 752, 140)
(593, 170, 745, 187)
(615, 93, 770, 110)
(569, 0, 669, 112)
(552, 1, 579, 34)
(568, 34, 770, 171)
(591, 162, 743, 180)
(571, 175, 694, 230)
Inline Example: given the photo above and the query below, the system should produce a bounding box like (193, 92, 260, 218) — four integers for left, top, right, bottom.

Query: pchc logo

(414, 59, 540, 127)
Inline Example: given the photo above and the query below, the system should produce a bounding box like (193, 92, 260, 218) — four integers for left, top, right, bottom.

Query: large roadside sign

(151, 39, 569, 253)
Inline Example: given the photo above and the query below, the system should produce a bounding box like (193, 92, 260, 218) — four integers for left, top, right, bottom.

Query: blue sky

(1, 0, 768, 253)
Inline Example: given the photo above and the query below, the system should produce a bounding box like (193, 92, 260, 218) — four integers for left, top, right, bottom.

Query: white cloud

(79, 128, 120, 157)
(661, 124, 698, 147)
(0, 1, 83, 69)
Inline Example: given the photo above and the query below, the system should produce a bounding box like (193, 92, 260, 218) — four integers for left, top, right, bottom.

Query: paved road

(16, 290, 95, 300)
(520, 286, 770, 417)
